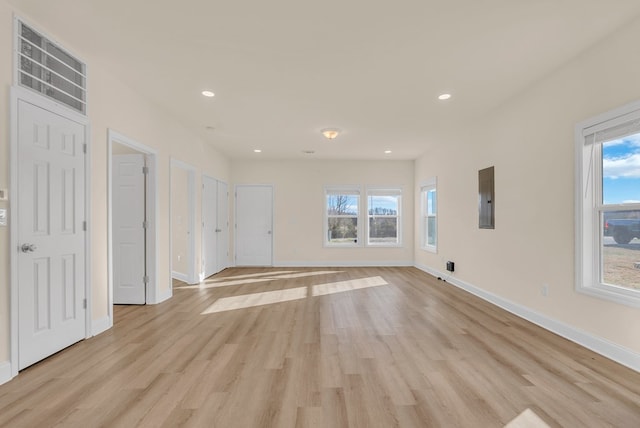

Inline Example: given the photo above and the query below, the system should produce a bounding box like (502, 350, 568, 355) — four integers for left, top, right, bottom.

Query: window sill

(576, 283, 640, 309)
(422, 246, 437, 254)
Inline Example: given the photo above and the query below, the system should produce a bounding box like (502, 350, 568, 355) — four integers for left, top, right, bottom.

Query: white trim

(156, 286, 173, 304)
(172, 271, 189, 282)
(9, 85, 91, 378)
(414, 263, 640, 373)
(107, 130, 159, 307)
(170, 159, 197, 284)
(91, 316, 112, 337)
(274, 260, 414, 267)
(0, 361, 11, 386)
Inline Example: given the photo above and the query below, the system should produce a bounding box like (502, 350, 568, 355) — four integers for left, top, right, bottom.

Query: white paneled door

(17, 100, 87, 370)
(112, 154, 146, 304)
(203, 177, 229, 278)
(202, 176, 218, 278)
(235, 185, 273, 266)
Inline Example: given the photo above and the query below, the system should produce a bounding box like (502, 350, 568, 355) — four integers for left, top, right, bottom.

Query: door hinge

(142, 166, 149, 175)
(82, 221, 87, 231)
(143, 276, 149, 284)
(143, 220, 148, 229)
(83, 144, 87, 154)
(83, 298, 87, 309)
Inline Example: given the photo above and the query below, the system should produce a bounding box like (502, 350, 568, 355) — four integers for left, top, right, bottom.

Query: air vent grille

(16, 20, 87, 114)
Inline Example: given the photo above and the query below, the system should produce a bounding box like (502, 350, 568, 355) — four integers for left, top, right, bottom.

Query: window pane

(427, 190, 436, 215)
(368, 195, 398, 216)
(369, 217, 397, 244)
(327, 195, 358, 216)
(327, 217, 358, 243)
(602, 135, 640, 205)
(427, 216, 436, 246)
(602, 209, 640, 290)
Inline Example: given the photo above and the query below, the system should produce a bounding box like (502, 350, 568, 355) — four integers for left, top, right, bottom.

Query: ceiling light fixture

(438, 93, 451, 100)
(202, 90, 215, 97)
(321, 128, 340, 140)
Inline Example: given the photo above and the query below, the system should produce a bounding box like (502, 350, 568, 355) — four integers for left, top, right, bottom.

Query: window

(325, 189, 360, 246)
(367, 189, 401, 246)
(421, 178, 437, 252)
(577, 102, 640, 307)
(15, 19, 87, 114)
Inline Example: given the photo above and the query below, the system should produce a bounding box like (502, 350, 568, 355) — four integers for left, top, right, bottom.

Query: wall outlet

(446, 261, 455, 272)
(542, 284, 549, 297)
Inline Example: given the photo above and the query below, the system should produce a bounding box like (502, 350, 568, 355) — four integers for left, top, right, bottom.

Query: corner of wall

(0, 360, 12, 386)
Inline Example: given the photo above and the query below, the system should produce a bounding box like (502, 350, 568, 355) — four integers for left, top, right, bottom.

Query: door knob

(21, 243, 37, 253)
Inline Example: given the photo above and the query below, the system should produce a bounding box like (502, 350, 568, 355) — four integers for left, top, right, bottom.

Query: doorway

(108, 130, 158, 312)
(171, 159, 197, 284)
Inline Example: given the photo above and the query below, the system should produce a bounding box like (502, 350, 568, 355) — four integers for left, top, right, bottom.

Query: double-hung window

(367, 189, 401, 246)
(325, 189, 360, 246)
(421, 179, 437, 252)
(577, 102, 640, 307)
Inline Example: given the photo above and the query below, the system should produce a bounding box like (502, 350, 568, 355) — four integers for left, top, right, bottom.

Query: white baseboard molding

(172, 271, 188, 282)
(0, 361, 12, 386)
(415, 263, 640, 373)
(274, 260, 414, 268)
(92, 316, 112, 337)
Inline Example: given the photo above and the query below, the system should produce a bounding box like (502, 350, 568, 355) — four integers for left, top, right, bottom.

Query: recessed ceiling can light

(253, 149, 262, 153)
(384, 150, 392, 154)
(438, 93, 452, 100)
(202, 90, 215, 97)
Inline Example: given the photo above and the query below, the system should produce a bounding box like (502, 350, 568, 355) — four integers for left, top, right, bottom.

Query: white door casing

(202, 175, 218, 278)
(216, 181, 229, 273)
(235, 185, 273, 266)
(112, 154, 146, 304)
(16, 98, 87, 370)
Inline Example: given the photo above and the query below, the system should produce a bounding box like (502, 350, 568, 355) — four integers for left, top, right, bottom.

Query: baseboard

(274, 260, 414, 268)
(0, 361, 12, 386)
(415, 263, 640, 373)
(92, 316, 112, 337)
(172, 271, 188, 282)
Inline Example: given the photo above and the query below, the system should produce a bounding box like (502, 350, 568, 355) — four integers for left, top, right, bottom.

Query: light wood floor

(1, 267, 639, 427)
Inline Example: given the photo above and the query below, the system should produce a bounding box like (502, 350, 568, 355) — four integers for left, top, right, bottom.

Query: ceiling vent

(16, 20, 87, 115)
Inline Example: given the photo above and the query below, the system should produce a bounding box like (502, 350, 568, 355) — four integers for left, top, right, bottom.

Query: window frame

(366, 188, 402, 247)
(324, 187, 361, 247)
(576, 100, 640, 308)
(421, 178, 437, 253)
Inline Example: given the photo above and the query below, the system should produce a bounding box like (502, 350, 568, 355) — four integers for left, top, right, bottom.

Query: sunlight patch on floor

(200, 275, 389, 314)
(312, 276, 388, 296)
(177, 270, 344, 290)
(505, 408, 550, 428)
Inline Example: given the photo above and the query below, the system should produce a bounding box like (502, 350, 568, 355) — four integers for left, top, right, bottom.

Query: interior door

(202, 175, 218, 278)
(17, 99, 86, 370)
(112, 154, 146, 304)
(235, 185, 273, 266)
(216, 181, 229, 272)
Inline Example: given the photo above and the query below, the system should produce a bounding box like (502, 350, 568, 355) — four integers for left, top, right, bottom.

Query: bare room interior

(1, 1, 640, 426)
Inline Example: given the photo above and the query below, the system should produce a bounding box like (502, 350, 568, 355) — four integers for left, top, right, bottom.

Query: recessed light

(384, 150, 392, 154)
(253, 149, 262, 153)
(202, 90, 215, 97)
(438, 93, 451, 100)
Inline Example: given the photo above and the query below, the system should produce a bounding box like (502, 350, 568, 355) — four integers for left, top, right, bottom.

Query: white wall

(231, 159, 414, 266)
(414, 16, 640, 358)
(0, 3, 230, 376)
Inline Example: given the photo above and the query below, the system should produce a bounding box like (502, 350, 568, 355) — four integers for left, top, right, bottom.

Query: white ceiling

(9, 0, 640, 160)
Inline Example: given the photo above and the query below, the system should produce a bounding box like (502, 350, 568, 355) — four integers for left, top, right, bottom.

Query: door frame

(9, 86, 92, 378)
(201, 174, 217, 280)
(234, 184, 274, 266)
(107, 130, 159, 313)
(170, 158, 197, 284)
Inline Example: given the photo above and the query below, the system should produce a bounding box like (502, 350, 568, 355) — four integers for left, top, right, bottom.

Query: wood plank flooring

(0, 267, 639, 427)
